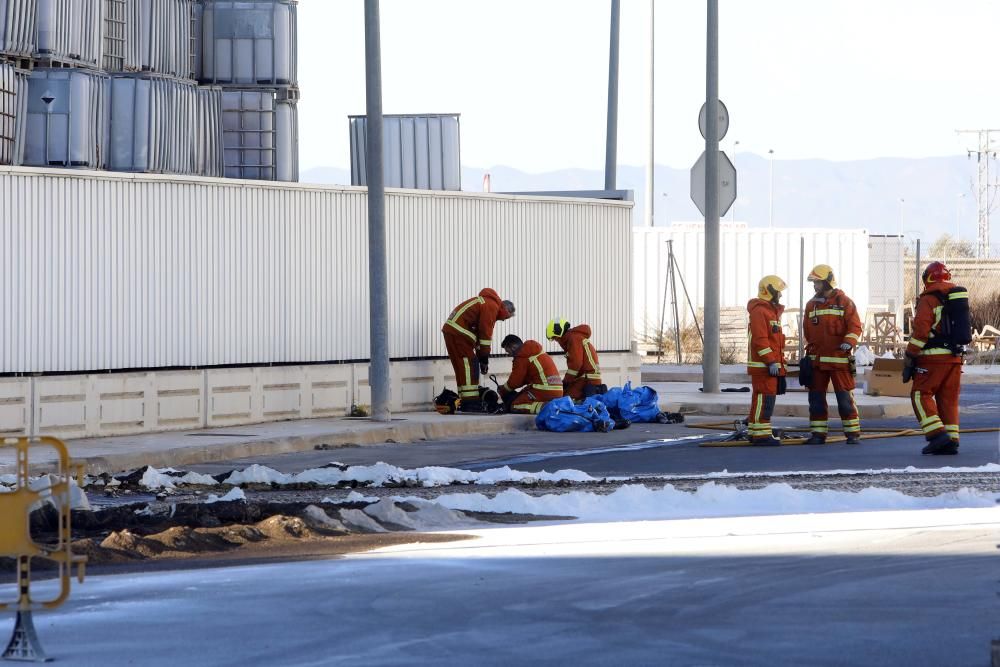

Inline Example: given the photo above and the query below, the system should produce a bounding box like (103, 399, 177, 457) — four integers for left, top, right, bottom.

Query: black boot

(804, 433, 826, 445)
(750, 436, 781, 447)
(458, 399, 484, 413)
(922, 432, 958, 455)
(845, 433, 861, 445)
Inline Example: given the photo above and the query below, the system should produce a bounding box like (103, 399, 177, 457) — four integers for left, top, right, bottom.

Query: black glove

(798, 355, 813, 388)
(478, 355, 489, 375)
(901, 364, 915, 383)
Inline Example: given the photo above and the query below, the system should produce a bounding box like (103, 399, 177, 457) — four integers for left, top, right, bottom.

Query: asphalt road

(188, 385, 1000, 478)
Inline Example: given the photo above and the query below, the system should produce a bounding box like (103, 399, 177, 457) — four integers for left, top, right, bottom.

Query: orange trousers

(747, 376, 778, 440)
(911, 363, 962, 442)
(564, 377, 602, 400)
(508, 388, 563, 415)
(443, 331, 480, 399)
(808, 368, 860, 435)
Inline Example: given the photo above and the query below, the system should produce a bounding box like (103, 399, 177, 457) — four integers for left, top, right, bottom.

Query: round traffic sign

(698, 100, 729, 141)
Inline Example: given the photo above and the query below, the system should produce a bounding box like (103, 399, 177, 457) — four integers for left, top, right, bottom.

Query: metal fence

(0, 166, 632, 373)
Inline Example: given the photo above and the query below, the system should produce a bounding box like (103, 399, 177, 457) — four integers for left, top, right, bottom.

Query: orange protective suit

(499, 340, 563, 414)
(803, 289, 863, 436)
(746, 298, 786, 442)
(442, 289, 512, 400)
(552, 324, 602, 400)
(905, 281, 964, 443)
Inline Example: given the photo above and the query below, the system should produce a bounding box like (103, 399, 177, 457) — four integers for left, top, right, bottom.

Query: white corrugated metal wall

(633, 224, 870, 338)
(0, 166, 632, 373)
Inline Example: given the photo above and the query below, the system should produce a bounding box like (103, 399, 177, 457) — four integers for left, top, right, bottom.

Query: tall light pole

(767, 148, 774, 228)
(364, 0, 390, 422)
(731, 139, 739, 222)
(645, 0, 654, 227)
(898, 197, 905, 237)
(661, 192, 668, 225)
(703, 0, 721, 393)
(605, 0, 621, 191)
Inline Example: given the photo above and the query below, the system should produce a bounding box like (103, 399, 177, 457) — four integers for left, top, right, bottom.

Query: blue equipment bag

(536, 397, 615, 433)
(595, 382, 662, 423)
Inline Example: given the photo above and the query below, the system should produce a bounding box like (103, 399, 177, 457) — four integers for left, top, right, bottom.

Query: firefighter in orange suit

(802, 264, 864, 444)
(546, 318, 602, 400)
(498, 335, 564, 414)
(442, 289, 515, 412)
(745, 275, 788, 446)
(903, 261, 966, 455)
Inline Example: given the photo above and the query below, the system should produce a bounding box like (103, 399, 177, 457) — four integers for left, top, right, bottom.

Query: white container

(350, 114, 461, 191)
(109, 74, 223, 176)
(35, 0, 103, 65)
(22, 68, 109, 168)
(275, 97, 296, 182)
(0, 169, 633, 372)
(200, 0, 297, 85)
(0, 63, 18, 164)
(0, 0, 37, 57)
(104, 0, 194, 78)
(222, 88, 274, 179)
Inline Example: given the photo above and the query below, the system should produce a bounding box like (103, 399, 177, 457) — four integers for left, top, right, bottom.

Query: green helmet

(546, 317, 570, 340)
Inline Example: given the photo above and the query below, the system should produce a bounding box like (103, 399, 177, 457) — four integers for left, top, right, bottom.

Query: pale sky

(298, 0, 1000, 173)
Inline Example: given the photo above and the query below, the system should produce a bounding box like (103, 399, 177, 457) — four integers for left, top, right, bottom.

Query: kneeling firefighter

(746, 275, 788, 446)
(498, 335, 564, 414)
(902, 261, 970, 455)
(801, 264, 864, 444)
(546, 318, 603, 400)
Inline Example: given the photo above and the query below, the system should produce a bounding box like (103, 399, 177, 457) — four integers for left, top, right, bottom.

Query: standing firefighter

(801, 264, 864, 444)
(442, 289, 515, 412)
(546, 318, 603, 400)
(903, 261, 970, 455)
(745, 276, 788, 446)
(498, 335, 563, 414)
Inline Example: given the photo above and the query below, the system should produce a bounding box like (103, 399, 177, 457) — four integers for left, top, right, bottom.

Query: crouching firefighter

(746, 275, 788, 446)
(902, 261, 970, 455)
(498, 335, 564, 414)
(442, 289, 515, 412)
(802, 264, 864, 444)
(546, 318, 604, 400)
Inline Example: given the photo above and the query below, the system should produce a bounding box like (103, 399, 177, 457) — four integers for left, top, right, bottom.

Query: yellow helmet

(757, 275, 787, 300)
(807, 264, 837, 288)
(546, 317, 570, 340)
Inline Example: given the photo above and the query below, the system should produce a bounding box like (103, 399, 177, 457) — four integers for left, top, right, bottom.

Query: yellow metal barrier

(0, 437, 86, 662)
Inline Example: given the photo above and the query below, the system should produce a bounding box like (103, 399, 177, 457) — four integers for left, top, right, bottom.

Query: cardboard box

(865, 358, 909, 397)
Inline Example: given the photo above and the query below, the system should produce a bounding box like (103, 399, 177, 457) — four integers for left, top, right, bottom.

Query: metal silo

(349, 114, 461, 191)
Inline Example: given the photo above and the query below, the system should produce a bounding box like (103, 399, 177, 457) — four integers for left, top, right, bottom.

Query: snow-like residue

(132, 460, 1000, 491)
(205, 487, 246, 504)
(219, 462, 597, 489)
(396, 482, 1000, 524)
(139, 467, 218, 489)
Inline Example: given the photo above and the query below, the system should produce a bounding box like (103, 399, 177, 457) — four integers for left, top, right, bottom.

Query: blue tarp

(535, 397, 615, 433)
(594, 382, 662, 423)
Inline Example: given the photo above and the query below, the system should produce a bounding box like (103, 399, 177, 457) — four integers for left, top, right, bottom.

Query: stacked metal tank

(201, 0, 298, 181)
(0, 0, 298, 181)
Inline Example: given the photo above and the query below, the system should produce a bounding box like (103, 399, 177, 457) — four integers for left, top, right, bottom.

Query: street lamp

(731, 140, 740, 222)
(661, 192, 668, 226)
(898, 198, 905, 237)
(768, 148, 774, 228)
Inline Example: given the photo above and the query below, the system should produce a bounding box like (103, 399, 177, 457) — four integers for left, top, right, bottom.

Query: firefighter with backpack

(902, 261, 971, 455)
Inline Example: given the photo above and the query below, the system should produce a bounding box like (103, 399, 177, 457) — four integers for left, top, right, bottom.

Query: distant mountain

(301, 155, 995, 249)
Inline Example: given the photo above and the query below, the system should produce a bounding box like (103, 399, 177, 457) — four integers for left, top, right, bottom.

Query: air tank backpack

(928, 286, 972, 352)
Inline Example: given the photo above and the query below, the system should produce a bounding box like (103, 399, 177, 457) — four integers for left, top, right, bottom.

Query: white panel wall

(633, 224, 870, 338)
(0, 166, 633, 373)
